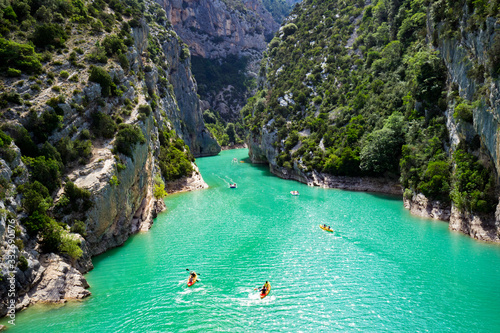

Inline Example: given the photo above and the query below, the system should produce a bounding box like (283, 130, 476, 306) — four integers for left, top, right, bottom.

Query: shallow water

(3, 149, 500, 332)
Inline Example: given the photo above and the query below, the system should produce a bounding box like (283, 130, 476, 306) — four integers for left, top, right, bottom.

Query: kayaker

(189, 272, 196, 282)
(260, 281, 269, 293)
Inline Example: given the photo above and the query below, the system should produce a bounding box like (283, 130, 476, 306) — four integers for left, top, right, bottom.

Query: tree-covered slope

(243, 0, 500, 217)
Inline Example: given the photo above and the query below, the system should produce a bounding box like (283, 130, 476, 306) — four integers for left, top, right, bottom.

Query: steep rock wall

(160, 32, 221, 156)
(157, 0, 281, 120)
(433, 16, 500, 242)
(158, 0, 278, 59)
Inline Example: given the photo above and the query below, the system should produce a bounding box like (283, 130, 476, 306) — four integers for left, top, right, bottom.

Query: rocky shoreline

(268, 163, 403, 196)
(256, 154, 500, 244)
(220, 143, 248, 151)
(167, 166, 209, 194)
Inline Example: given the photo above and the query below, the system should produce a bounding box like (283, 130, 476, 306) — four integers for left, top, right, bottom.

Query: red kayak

(260, 282, 271, 299)
(187, 272, 197, 287)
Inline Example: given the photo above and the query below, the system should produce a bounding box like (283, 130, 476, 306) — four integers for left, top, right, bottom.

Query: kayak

(260, 282, 271, 299)
(319, 224, 334, 232)
(187, 272, 197, 287)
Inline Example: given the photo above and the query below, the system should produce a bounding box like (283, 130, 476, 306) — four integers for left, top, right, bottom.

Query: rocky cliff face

(0, 0, 218, 317)
(430, 15, 500, 242)
(159, 32, 221, 156)
(157, 0, 282, 120)
(158, 0, 278, 59)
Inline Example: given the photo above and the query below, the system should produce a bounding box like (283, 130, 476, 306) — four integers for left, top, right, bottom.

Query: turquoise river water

(3, 149, 500, 332)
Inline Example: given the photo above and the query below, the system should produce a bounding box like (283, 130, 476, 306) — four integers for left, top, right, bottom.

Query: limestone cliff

(0, 0, 218, 317)
(157, 0, 283, 120)
(159, 0, 278, 59)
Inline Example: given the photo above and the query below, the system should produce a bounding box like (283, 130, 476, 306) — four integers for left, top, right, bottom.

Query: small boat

(229, 183, 237, 188)
(290, 191, 299, 196)
(187, 272, 198, 287)
(260, 282, 271, 299)
(319, 224, 334, 232)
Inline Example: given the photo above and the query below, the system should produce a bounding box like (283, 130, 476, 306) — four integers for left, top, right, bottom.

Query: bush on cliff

(89, 66, 115, 97)
(20, 181, 52, 216)
(91, 111, 118, 139)
(31, 23, 67, 48)
(0, 38, 42, 73)
(113, 124, 146, 157)
(153, 175, 168, 199)
(451, 149, 497, 213)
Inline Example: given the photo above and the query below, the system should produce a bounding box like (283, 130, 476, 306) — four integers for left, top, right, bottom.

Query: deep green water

(3, 149, 500, 332)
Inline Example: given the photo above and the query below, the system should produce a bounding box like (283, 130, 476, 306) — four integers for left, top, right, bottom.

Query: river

(3, 149, 500, 332)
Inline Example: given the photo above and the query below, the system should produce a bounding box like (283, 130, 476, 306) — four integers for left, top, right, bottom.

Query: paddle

(185, 269, 200, 275)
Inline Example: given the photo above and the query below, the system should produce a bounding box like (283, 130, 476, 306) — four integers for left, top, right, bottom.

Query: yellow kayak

(319, 224, 334, 232)
(260, 282, 271, 299)
(187, 272, 197, 287)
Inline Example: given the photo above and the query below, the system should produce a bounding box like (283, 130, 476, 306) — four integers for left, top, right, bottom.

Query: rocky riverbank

(221, 143, 248, 151)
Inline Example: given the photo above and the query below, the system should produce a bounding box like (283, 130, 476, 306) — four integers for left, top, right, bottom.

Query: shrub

(0, 130, 12, 147)
(7, 68, 21, 77)
(118, 53, 129, 70)
(40, 219, 62, 254)
(31, 23, 67, 48)
(18, 256, 29, 271)
(282, 23, 298, 37)
(86, 46, 108, 63)
(451, 149, 497, 213)
(70, 220, 87, 237)
(138, 104, 152, 116)
(88, 66, 114, 97)
(0, 177, 9, 200)
(23, 210, 52, 236)
(2, 125, 38, 157)
(59, 70, 69, 79)
(20, 181, 52, 215)
(59, 233, 83, 259)
(109, 175, 119, 186)
(153, 175, 168, 199)
(0, 92, 23, 106)
(56, 137, 92, 164)
(180, 46, 190, 61)
(114, 124, 146, 157)
(418, 160, 451, 201)
(0, 38, 42, 73)
(91, 111, 117, 138)
(35, 110, 63, 140)
(453, 102, 473, 123)
(403, 188, 413, 200)
(63, 181, 92, 212)
(26, 156, 62, 193)
(102, 34, 126, 56)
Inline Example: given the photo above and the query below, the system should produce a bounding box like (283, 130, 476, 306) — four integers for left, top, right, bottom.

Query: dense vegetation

(243, 0, 499, 213)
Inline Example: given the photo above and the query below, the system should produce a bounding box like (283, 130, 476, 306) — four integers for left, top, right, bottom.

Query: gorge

(1, 0, 500, 329)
